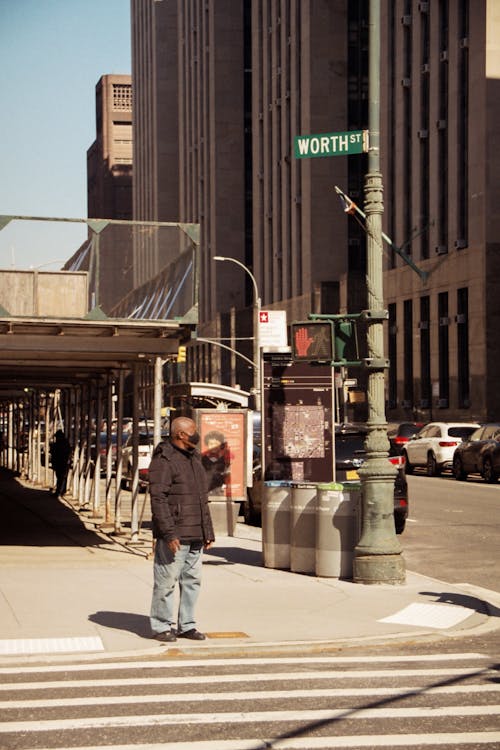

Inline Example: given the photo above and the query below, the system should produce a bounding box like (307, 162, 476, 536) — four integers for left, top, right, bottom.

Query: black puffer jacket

(149, 440, 215, 544)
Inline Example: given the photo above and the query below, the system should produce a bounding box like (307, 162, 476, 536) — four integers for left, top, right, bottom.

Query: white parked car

(121, 432, 155, 489)
(403, 421, 480, 476)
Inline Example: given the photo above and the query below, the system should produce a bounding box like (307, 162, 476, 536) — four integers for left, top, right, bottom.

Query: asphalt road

(1, 469, 499, 749)
(2, 649, 498, 749)
(401, 472, 500, 594)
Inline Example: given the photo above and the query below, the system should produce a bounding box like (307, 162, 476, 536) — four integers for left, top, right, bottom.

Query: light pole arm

(213, 256, 262, 401)
(195, 337, 258, 370)
(214, 255, 259, 305)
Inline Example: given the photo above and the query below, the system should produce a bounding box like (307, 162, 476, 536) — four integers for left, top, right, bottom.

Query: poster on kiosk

(195, 410, 247, 502)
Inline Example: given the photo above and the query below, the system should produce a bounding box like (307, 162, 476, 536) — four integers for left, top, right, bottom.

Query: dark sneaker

(153, 630, 177, 642)
(177, 629, 206, 641)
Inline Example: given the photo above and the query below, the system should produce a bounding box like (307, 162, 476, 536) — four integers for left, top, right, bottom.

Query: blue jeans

(150, 539, 203, 634)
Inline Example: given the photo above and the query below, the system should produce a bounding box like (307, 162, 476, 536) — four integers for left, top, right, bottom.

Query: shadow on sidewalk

(88, 610, 151, 638)
(421, 590, 500, 618)
(205, 544, 263, 567)
(0, 468, 115, 550)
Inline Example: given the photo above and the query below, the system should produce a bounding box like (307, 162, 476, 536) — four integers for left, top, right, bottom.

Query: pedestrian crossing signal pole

(353, 0, 405, 584)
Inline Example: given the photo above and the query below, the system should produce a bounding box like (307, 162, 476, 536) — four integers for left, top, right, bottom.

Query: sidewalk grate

(0, 636, 104, 655)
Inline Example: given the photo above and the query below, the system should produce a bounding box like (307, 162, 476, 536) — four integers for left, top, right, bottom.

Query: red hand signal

(294, 326, 314, 357)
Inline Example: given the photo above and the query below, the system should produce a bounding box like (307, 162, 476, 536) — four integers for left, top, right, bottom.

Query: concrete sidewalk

(0, 469, 498, 662)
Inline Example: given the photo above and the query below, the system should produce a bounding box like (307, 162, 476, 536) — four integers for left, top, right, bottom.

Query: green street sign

(294, 129, 368, 159)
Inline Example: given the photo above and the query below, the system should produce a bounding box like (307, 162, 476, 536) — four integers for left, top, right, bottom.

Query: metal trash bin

(315, 481, 362, 578)
(208, 497, 240, 536)
(262, 481, 291, 569)
(290, 483, 317, 574)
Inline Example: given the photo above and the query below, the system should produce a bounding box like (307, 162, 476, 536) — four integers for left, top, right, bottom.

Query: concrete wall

(0, 271, 88, 318)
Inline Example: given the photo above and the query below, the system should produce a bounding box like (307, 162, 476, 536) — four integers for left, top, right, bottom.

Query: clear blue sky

(0, 0, 131, 269)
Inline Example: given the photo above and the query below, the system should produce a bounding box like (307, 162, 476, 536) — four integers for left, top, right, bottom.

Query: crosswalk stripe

(1, 665, 494, 692)
(0, 652, 487, 675)
(2, 682, 499, 710)
(1, 704, 499, 733)
(28, 734, 500, 750)
(1, 653, 496, 749)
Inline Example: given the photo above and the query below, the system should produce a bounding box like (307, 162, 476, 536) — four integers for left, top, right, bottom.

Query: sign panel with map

(262, 354, 335, 483)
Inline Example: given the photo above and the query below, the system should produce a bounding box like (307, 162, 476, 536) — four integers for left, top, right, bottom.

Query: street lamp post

(353, 0, 405, 584)
(213, 256, 261, 401)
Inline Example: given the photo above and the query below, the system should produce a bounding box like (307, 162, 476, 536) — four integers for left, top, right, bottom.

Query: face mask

(185, 431, 200, 447)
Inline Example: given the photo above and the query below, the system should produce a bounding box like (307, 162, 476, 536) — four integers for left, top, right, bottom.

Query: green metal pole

(94, 231, 100, 310)
(353, 0, 405, 584)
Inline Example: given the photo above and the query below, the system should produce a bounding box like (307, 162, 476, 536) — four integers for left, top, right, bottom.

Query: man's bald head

(171, 416, 196, 439)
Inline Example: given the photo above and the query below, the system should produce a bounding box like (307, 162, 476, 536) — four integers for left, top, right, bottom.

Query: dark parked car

(387, 421, 423, 456)
(452, 423, 500, 483)
(245, 424, 408, 534)
(334, 425, 408, 534)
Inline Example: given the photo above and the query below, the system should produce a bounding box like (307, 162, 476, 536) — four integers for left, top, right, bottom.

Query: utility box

(261, 353, 335, 485)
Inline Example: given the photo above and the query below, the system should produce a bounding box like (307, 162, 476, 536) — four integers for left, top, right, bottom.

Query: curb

(1, 607, 498, 668)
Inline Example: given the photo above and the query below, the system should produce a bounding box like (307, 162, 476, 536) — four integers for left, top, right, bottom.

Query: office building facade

(381, 1, 500, 422)
(131, 1, 365, 390)
(130, 0, 499, 421)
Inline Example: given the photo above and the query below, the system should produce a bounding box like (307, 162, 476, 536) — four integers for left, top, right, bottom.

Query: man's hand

(204, 541, 213, 550)
(168, 538, 181, 553)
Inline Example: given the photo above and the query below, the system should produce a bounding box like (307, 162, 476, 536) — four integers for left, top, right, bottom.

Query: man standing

(149, 416, 215, 642)
(49, 430, 72, 499)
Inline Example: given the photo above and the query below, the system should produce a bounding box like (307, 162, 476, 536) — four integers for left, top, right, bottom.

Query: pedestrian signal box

(290, 321, 334, 362)
(334, 320, 355, 362)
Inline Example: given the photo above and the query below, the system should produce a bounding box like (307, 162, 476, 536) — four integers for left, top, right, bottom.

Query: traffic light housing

(291, 318, 361, 365)
(334, 319, 356, 362)
(177, 345, 187, 363)
(290, 321, 334, 362)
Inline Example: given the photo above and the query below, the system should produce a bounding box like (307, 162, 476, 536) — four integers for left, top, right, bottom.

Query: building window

(112, 84, 132, 110)
(388, 303, 397, 408)
(457, 0, 469, 248)
(243, 0, 253, 284)
(388, 4, 396, 267)
(457, 287, 470, 408)
(403, 2, 412, 249)
(438, 291, 449, 406)
(419, 7, 430, 260)
(419, 296, 431, 408)
(403, 299, 413, 406)
(437, 0, 449, 252)
(347, 2, 368, 278)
